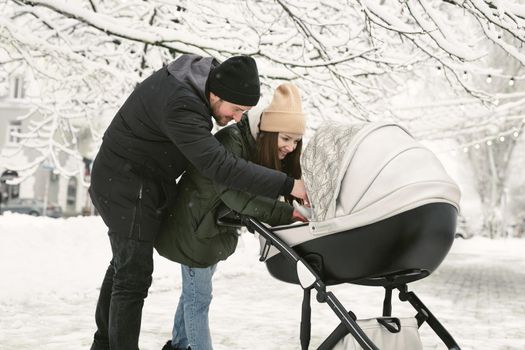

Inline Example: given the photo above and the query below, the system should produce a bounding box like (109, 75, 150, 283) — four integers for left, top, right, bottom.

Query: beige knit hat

(260, 83, 305, 135)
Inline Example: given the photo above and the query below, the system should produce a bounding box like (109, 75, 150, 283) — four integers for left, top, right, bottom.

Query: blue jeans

(172, 264, 217, 350)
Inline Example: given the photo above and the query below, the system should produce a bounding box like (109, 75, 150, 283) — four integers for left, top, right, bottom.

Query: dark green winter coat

(155, 116, 294, 267)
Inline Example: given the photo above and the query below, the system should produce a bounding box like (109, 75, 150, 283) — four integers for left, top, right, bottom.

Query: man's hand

(291, 179, 310, 206)
(292, 209, 308, 222)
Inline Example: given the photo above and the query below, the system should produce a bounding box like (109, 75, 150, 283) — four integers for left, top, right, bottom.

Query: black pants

(89, 145, 169, 349)
(91, 233, 155, 350)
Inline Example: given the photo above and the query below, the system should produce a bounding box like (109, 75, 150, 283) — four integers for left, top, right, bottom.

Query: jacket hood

(167, 54, 218, 107)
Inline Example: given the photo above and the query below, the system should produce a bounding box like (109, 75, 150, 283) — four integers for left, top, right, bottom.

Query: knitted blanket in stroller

(300, 122, 461, 236)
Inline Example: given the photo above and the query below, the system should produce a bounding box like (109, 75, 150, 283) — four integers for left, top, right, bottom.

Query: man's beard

(213, 116, 228, 126)
(211, 100, 228, 126)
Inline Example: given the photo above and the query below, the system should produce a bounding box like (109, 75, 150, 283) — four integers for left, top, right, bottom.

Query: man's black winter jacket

(89, 55, 289, 241)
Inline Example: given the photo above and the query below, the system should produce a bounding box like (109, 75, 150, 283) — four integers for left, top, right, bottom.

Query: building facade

(0, 74, 93, 217)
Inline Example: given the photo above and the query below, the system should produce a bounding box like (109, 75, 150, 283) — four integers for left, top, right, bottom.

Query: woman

(155, 83, 307, 350)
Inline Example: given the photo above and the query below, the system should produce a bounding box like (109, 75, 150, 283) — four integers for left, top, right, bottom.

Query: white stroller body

(261, 122, 460, 262)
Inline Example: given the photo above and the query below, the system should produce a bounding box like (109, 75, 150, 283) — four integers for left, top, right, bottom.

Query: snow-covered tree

(391, 30, 525, 237)
(1, 0, 524, 183)
(457, 36, 524, 238)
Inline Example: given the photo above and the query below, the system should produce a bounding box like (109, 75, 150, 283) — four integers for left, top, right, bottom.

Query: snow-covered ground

(1, 213, 524, 350)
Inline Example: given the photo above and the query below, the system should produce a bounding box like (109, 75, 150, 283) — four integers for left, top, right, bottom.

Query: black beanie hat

(208, 56, 261, 106)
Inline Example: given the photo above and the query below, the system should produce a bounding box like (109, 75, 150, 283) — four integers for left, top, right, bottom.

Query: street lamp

(42, 163, 55, 217)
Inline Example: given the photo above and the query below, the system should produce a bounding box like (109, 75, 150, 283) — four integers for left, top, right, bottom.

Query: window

(9, 183, 19, 199)
(10, 75, 25, 99)
(66, 177, 77, 206)
(7, 120, 22, 145)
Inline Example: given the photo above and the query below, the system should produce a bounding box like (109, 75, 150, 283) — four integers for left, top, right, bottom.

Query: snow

(1, 213, 524, 349)
(362, 0, 420, 33)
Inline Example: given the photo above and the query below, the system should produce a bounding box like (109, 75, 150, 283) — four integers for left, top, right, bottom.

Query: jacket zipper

(129, 181, 143, 238)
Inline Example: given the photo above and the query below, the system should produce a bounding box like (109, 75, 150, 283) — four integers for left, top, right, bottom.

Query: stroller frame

(234, 215, 461, 350)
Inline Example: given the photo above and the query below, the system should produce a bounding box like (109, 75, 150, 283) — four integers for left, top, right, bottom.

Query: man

(88, 54, 307, 350)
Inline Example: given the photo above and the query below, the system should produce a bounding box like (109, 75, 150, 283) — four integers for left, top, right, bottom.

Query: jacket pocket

(194, 211, 221, 239)
(128, 179, 144, 240)
(88, 187, 111, 228)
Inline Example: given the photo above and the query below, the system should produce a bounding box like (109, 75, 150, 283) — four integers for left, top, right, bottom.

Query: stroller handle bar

(241, 215, 381, 350)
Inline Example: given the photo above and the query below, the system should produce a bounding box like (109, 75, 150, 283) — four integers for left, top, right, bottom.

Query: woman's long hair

(253, 131, 302, 204)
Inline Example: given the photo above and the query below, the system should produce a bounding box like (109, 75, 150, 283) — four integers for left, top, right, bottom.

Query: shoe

(161, 340, 175, 350)
(161, 340, 191, 350)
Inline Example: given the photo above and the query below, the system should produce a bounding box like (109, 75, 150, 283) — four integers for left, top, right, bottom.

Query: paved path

(410, 243, 525, 350)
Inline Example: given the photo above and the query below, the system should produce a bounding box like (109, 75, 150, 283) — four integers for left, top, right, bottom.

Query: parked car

(0, 198, 63, 218)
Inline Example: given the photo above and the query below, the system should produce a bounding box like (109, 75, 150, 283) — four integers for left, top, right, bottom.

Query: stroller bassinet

(219, 122, 461, 350)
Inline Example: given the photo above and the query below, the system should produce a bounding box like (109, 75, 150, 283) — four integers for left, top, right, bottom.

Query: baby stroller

(219, 122, 461, 349)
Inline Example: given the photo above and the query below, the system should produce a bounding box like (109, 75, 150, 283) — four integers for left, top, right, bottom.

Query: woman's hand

(293, 200, 312, 220)
(292, 209, 308, 222)
(291, 179, 310, 206)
